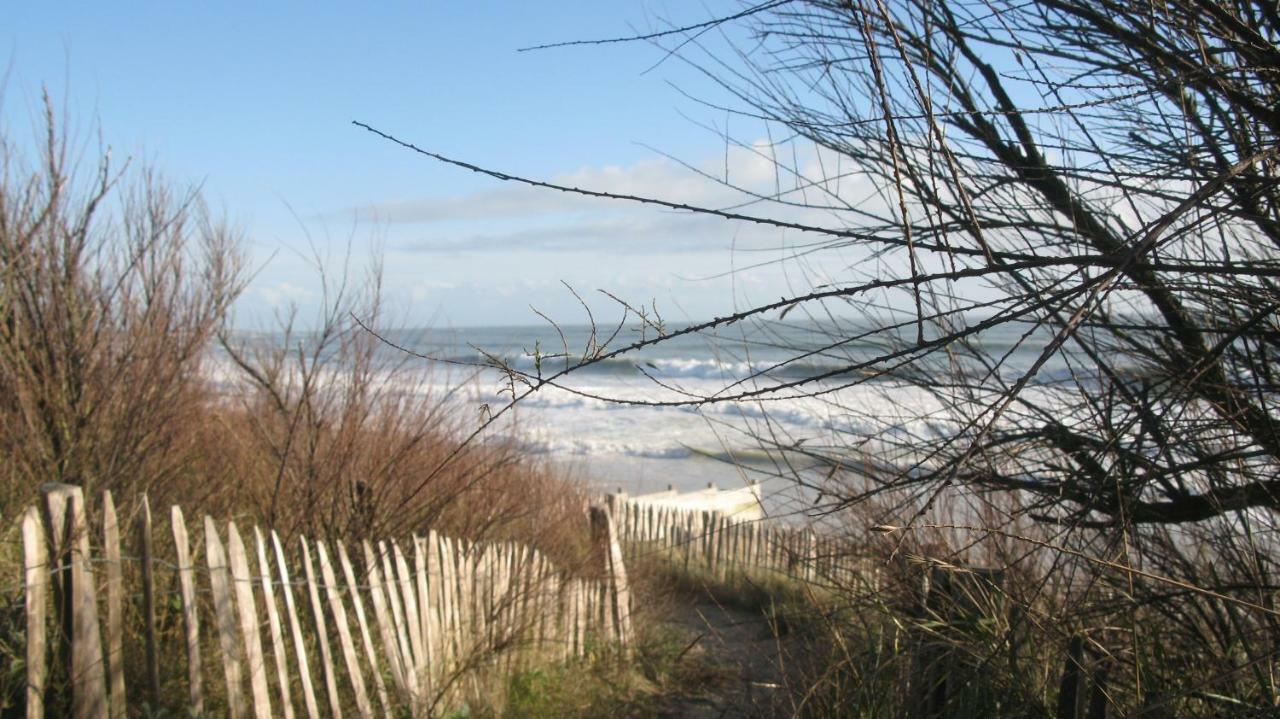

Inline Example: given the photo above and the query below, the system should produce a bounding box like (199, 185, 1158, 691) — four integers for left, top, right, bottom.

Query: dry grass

(0, 95, 588, 552)
(0, 97, 598, 716)
(687, 493, 1280, 717)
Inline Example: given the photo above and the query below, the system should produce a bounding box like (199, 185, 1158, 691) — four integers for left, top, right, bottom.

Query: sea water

(386, 320, 1084, 515)
(218, 319, 1086, 520)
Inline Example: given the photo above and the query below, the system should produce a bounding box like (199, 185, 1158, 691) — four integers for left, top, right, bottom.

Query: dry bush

(0, 98, 588, 557)
(766, 491, 1280, 716)
(215, 249, 592, 555)
(352, 0, 1279, 711)
(0, 98, 244, 518)
(0, 98, 598, 717)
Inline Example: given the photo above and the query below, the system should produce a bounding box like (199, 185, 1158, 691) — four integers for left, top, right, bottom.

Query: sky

(3, 2, 872, 328)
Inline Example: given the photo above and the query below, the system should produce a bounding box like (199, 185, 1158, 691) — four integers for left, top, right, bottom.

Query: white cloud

(409, 280, 459, 302)
(257, 281, 317, 307)
(283, 141, 897, 325)
(244, 134, 916, 326)
(400, 211, 801, 254)
(349, 141, 886, 256)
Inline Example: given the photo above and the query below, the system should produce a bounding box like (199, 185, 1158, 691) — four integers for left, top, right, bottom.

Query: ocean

(219, 318, 1084, 521)
(390, 320, 1084, 514)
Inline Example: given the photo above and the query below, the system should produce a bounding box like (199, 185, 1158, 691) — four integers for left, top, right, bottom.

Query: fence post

(41, 482, 108, 719)
(22, 506, 49, 719)
(702, 511, 715, 574)
(1089, 660, 1110, 719)
(1056, 635, 1087, 719)
(363, 540, 410, 700)
(272, 531, 322, 719)
(337, 540, 391, 715)
(805, 531, 817, 582)
(170, 507, 204, 714)
(442, 536, 465, 708)
(136, 495, 161, 706)
(253, 528, 295, 719)
(392, 540, 426, 691)
(377, 540, 419, 703)
(425, 531, 446, 691)
(1056, 635, 1109, 719)
(101, 491, 125, 719)
(317, 541, 373, 719)
(588, 504, 633, 653)
(910, 566, 948, 719)
(910, 564, 1009, 719)
(227, 522, 273, 719)
(300, 536, 343, 719)
(413, 535, 436, 698)
(204, 516, 245, 719)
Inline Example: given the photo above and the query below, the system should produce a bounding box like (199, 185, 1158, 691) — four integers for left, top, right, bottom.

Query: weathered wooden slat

(469, 543, 484, 652)
(316, 541, 373, 719)
(510, 548, 529, 671)
(717, 515, 729, 579)
(724, 516, 735, 575)
(170, 507, 204, 714)
(553, 572, 569, 662)
(204, 515, 245, 719)
(377, 540, 419, 700)
(551, 573, 564, 661)
(491, 545, 511, 670)
(391, 540, 426, 684)
(424, 531, 445, 691)
(437, 535, 459, 676)
(702, 511, 715, 573)
(577, 578, 589, 657)
(451, 539, 471, 670)
(805, 531, 817, 582)
(545, 561, 559, 660)
(101, 491, 126, 719)
(576, 579, 588, 657)
(474, 546, 491, 653)
(589, 505, 633, 651)
(523, 548, 537, 664)
(300, 536, 343, 719)
(227, 523, 273, 719)
(15, 500, 604, 719)
(488, 546, 502, 649)
(531, 551, 550, 668)
(136, 495, 160, 705)
(594, 582, 607, 642)
(436, 535, 462, 709)
(253, 528, 295, 719)
(520, 553, 538, 668)
(558, 574, 571, 660)
(23, 506, 49, 719)
(362, 541, 409, 699)
(412, 536, 435, 698)
(337, 541, 392, 718)
(750, 520, 760, 569)
(42, 483, 108, 719)
(271, 531, 321, 719)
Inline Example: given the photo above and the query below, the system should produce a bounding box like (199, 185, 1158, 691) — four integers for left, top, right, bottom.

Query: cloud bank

(351, 142, 884, 256)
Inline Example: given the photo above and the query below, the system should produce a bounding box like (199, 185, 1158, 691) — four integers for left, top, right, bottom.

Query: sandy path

(655, 600, 799, 718)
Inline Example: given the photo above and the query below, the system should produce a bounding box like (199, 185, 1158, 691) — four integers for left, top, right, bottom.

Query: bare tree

(360, 0, 1278, 710)
(0, 97, 245, 513)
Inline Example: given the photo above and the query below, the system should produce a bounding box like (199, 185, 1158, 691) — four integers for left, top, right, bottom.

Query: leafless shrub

(0, 95, 244, 516)
(360, 0, 1280, 712)
(217, 246, 591, 549)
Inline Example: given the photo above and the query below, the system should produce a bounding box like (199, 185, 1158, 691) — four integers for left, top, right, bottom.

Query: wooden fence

(610, 490, 1110, 719)
(607, 491, 867, 587)
(19, 483, 630, 718)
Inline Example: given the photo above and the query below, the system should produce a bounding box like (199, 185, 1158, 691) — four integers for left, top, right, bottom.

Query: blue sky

(4, 3, 866, 327)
